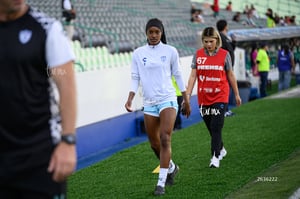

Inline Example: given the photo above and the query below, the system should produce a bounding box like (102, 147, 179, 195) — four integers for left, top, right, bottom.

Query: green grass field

(226, 149, 300, 199)
(68, 80, 300, 199)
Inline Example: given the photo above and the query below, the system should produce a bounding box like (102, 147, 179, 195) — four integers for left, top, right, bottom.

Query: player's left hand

(47, 142, 77, 182)
(181, 101, 191, 118)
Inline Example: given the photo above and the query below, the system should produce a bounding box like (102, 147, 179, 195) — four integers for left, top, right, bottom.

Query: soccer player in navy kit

(125, 18, 191, 196)
(0, 0, 77, 198)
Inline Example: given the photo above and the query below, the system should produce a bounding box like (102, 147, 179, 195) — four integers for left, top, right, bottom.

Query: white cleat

(209, 155, 220, 168)
(219, 147, 227, 160)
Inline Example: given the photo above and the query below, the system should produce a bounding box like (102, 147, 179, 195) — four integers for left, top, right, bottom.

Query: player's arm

(125, 52, 139, 112)
(47, 61, 77, 182)
(125, 91, 136, 112)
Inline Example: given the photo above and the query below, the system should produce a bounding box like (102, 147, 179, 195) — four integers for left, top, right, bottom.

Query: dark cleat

(154, 185, 165, 196)
(166, 165, 179, 186)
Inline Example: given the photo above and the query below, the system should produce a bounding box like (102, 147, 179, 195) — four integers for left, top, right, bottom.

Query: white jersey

(131, 42, 186, 106)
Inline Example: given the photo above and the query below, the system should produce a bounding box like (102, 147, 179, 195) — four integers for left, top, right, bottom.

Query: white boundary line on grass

(289, 187, 300, 199)
(268, 85, 300, 99)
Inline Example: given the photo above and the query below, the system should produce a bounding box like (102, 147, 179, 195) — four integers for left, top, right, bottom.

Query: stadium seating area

(71, 40, 132, 71)
(26, 0, 300, 72)
(196, 0, 300, 25)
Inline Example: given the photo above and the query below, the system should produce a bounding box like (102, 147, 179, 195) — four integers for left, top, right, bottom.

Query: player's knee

(150, 142, 160, 151)
(160, 133, 171, 148)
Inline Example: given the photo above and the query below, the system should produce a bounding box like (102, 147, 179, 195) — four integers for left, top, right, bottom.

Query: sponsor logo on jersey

(199, 75, 205, 82)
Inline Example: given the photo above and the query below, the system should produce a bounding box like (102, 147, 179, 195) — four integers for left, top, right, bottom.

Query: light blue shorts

(143, 101, 178, 117)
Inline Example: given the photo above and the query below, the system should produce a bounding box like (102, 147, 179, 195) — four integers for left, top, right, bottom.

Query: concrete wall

(75, 56, 195, 127)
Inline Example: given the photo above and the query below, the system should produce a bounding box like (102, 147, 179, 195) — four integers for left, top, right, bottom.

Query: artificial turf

(67, 94, 300, 198)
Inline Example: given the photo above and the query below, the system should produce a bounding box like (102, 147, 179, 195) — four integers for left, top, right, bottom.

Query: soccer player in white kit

(125, 18, 191, 196)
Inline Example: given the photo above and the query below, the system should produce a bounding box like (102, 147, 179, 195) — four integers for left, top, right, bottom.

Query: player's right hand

(125, 101, 133, 112)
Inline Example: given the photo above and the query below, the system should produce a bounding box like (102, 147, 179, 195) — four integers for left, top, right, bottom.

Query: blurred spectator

(290, 38, 300, 66)
(197, 9, 205, 23)
(244, 11, 257, 27)
(191, 4, 197, 16)
(290, 15, 296, 25)
(250, 4, 259, 18)
(226, 1, 232, 12)
(284, 16, 291, 25)
(62, 0, 76, 40)
(191, 10, 198, 22)
(191, 9, 205, 23)
(217, 20, 235, 66)
(250, 43, 259, 76)
(243, 5, 250, 14)
(274, 13, 281, 24)
(266, 8, 276, 28)
(232, 12, 241, 22)
(274, 13, 297, 27)
(277, 44, 295, 91)
(211, 0, 220, 18)
(279, 17, 286, 26)
(256, 42, 270, 97)
(216, 19, 236, 117)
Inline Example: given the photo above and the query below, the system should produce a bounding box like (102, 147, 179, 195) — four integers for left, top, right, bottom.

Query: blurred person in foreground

(0, 0, 77, 198)
(186, 27, 241, 168)
(125, 18, 191, 196)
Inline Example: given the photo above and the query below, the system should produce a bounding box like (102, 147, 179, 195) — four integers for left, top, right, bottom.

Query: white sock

(168, 160, 175, 173)
(157, 168, 168, 187)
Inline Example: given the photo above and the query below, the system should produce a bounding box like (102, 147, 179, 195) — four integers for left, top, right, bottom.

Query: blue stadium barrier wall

(76, 110, 143, 159)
